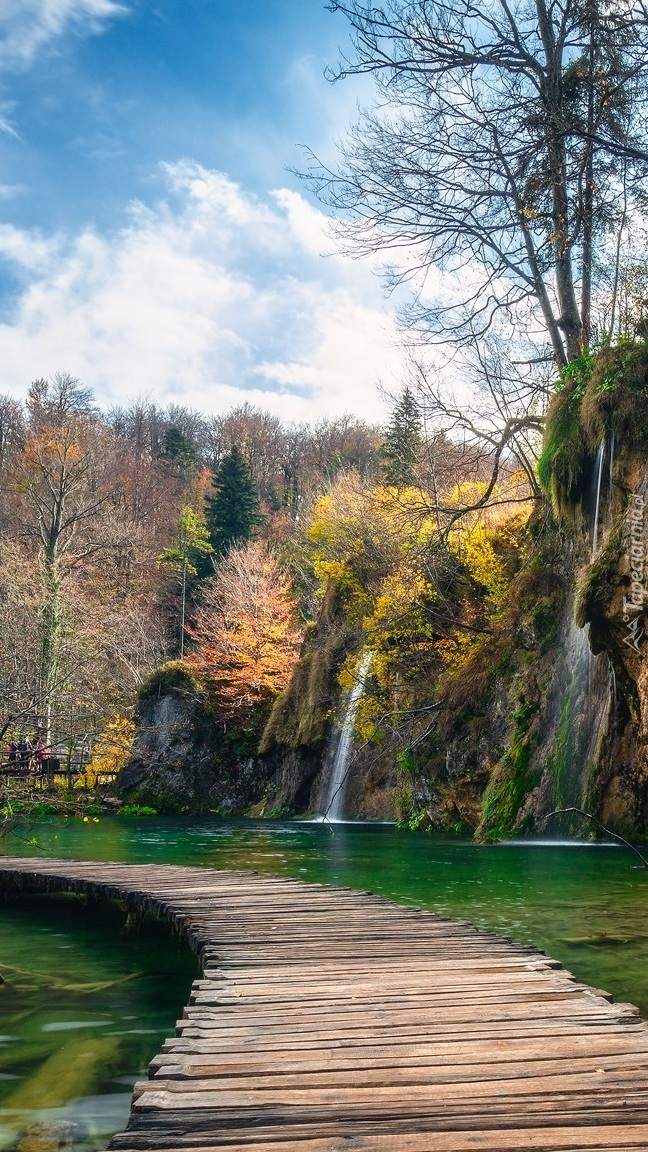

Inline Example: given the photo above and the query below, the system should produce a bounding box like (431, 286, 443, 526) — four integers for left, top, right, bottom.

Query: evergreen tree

(206, 445, 261, 557)
(381, 388, 422, 488)
(160, 426, 199, 479)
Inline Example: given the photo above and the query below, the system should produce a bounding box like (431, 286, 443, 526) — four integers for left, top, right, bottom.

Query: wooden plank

(107, 1126, 648, 1151)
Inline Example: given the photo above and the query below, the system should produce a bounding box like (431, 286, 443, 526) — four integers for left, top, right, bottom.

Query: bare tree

(307, 0, 648, 368)
(12, 412, 115, 744)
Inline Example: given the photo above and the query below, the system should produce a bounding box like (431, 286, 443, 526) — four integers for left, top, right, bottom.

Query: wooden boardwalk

(1, 857, 648, 1151)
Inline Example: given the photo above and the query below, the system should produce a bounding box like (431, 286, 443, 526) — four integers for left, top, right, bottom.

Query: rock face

(117, 665, 271, 813)
(407, 522, 580, 840)
(259, 581, 362, 816)
(504, 345, 648, 837)
(575, 459, 648, 832)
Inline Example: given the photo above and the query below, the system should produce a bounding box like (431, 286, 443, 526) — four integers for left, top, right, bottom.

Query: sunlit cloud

(0, 161, 406, 422)
(0, 0, 129, 68)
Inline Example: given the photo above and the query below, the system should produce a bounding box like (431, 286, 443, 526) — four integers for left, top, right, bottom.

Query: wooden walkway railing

(1, 856, 648, 1151)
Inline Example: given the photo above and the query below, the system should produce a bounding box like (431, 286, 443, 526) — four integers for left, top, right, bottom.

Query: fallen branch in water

(545, 807, 648, 869)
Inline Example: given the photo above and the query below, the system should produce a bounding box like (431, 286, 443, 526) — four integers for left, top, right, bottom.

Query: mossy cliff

(484, 342, 648, 838)
(415, 519, 572, 838)
(116, 662, 272, 814)
(258, 580, 365, 815)
(259, 343, 648, 838)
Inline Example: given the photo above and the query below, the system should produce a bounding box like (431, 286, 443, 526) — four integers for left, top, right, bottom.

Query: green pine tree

(206, 445, 262, 557)
(160, 426, 199, 479)
(381, 387, 422, 488)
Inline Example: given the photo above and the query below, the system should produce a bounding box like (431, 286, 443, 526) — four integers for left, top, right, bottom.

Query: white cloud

(0, 184, 23, 200)
(0, 114, 19, 139)
(271, 189, 338, 258)
(0, 161, 406, 422)
(0, 224, 59, 270)
(0, 0, 128, 68)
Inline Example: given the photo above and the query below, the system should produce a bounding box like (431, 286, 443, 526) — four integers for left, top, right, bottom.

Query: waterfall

(609, 659, 617, 718)
(608, 433, 615, 514)
(556, 618, 595, 814)
(323, 651, 372, 822)
(591, 439, 605, 561)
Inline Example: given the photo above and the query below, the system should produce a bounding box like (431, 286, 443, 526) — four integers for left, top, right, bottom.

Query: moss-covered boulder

(116, 661, 272, 813)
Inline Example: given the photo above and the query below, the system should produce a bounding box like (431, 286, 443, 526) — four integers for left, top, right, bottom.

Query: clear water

(0, 888, 198, 1152)
(1, 816, 648, 1149)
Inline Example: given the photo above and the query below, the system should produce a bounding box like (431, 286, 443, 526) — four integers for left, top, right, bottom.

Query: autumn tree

(26, 372, 98, 429)
(308, 471, 429, 605)
(0, 541, 45, 742)
(187, 540, 301, 718)
(13, 414, 115, 744)
(0, 395, 24, 468)
(0, 377, 182, 757)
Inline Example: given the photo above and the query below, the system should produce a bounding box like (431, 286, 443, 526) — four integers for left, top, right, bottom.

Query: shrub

(117, 804, 158, 817)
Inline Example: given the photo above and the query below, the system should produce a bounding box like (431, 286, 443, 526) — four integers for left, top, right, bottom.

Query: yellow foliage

(448, 503, 528, 608)
(449, 521, 509, 605)
(308, 474, 436, 619)
(314, 472, 529, 739)
(83, 714, 135, 787)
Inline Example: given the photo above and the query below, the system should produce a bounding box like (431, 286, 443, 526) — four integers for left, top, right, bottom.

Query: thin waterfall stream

(323, 651, 372, 821)
(556, 438, 613, 819)
(591, 438, 606, 560)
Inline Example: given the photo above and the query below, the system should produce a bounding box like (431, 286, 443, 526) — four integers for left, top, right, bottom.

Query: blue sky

(0, 1, 406, 421)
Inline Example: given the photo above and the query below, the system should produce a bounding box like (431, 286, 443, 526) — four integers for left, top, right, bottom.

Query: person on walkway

(33, 739, 47, 775)
(6, 741, 17, 771)
(16, 736, 32, 775)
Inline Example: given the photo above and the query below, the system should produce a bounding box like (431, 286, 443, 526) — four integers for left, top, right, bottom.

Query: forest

(0, 376, 383, 775)
(0, 371, 508, 804)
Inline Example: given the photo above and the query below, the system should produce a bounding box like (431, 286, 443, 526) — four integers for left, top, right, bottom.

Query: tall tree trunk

(536, 0, 583, 360)
(550, 140, 583, 359)
(581, 13, 596, 346)
(41, 550, 61, 749)
(180, 558, 187, 659)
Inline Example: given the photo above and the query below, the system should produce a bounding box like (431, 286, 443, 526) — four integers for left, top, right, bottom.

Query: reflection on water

(0, 893, 198, 1152)
(1, 816, 648, 1147)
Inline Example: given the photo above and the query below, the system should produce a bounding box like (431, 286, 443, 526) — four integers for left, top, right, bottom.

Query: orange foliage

(187, 540, 301, 716)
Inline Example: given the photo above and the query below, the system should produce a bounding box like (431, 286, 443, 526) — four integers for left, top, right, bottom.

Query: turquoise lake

(0, 816, 647, 1150)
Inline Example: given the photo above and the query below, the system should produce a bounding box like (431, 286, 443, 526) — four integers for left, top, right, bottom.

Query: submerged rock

(12, 1122, 77, 1152)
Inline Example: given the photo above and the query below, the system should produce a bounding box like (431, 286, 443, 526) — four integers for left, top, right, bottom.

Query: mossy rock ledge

(116, 662, 271, 814)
